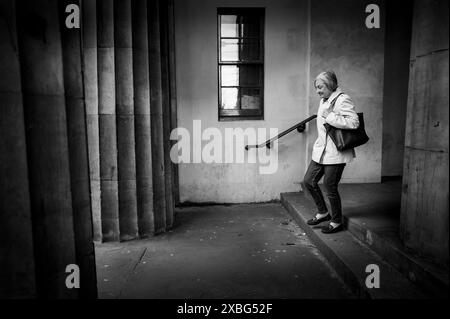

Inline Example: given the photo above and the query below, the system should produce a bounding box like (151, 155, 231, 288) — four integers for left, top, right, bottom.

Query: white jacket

(311, 87, 360, 164)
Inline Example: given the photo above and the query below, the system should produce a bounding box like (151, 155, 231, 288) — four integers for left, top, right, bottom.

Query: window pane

(241, 88, 261, 109)
(240, 15, 260, 38)
(221, 88, 239, 109)
(220, 14, 261, 38)
(221, 39, 239, 61)
(240, 39, 261, 61)
(221, 15, 238, 37)
(221, 39, 261, 62)
(221, 65, 262, 87)
(221, 65, 239, 86)
(239, 65, 262, 86)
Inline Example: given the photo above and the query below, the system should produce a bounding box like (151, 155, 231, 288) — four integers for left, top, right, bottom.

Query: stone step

(281, 192, 429, 299)
(343, 210, 449, 298)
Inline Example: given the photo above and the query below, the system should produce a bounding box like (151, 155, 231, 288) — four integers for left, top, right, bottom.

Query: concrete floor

(95, 203, 355, 299)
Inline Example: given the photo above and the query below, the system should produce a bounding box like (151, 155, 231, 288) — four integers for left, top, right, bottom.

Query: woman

(304, 71, 359, 234)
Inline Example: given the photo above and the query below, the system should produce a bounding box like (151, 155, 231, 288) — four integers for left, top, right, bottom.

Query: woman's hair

(314, 71, 338, 92)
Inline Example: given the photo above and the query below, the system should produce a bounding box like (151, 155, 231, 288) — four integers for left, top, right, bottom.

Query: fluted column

(115, 0, 139, 241)
(148, 0, 167, 233)
(132, 0, 154, 237)
(0, 0, 36, 298)
(168, 0, 180, 206)
(16, 0, 77, 298)
(97, 0, 120, 241)
(60, 0, 98, 299)
(83, 0, 102, 242)
(159, 0, 174, 229)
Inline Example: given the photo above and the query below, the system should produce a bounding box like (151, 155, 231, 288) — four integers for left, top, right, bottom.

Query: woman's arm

(324, 95, 359, 129)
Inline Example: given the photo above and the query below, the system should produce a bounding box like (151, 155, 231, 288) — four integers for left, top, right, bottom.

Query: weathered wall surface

(175, 0, 310, 203)
(307, 0, 385, 184)
(175, 0, 387, 202)
(400, 0, 449, 267)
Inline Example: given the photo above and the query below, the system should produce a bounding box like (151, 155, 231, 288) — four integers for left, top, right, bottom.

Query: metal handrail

(245, 114, 317, 150)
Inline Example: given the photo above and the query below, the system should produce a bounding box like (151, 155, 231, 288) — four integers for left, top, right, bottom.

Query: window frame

(217, 7, 265, 121)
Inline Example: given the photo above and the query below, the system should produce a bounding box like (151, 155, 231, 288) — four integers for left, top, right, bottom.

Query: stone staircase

(280, 188, 449, 299)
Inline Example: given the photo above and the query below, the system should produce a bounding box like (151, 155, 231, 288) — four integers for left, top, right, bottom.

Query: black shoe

(307, 214, 331, 225)
(321, 223, 343, 234)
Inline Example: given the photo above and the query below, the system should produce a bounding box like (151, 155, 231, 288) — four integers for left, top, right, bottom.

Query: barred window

(218, 8, 264, 121)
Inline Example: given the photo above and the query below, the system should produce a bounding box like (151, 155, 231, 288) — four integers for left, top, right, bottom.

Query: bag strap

(328, 92, 344, 111)
(323, 93, 344, 145)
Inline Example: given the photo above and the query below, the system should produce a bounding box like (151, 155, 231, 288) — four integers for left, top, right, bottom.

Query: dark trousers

(303, 160, 346, 224)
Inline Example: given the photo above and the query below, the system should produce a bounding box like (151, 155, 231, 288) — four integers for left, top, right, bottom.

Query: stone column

(0, 0, 36, 298)
(167, 0, 180, 206)
(159, 0, 174, 229)
(97, 0, 120, 241)
(115, 0, 139, 241)
(132, 0, 154, 237)
(16, 0, 77, 298)
(60, 0, 98, 298)
(83, 0, 102, 242)
(148, 0, 167, 233)
(400, 0, 449, 266)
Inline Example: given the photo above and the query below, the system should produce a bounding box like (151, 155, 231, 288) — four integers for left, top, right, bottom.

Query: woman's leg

(303, 161, 327, 214)
(322, 164, 346, 224)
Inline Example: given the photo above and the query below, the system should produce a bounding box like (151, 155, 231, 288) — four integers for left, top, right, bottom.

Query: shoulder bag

(323, 93, 369, 151)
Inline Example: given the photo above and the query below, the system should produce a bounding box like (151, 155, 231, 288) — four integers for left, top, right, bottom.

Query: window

(218, 8, 264, 121)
